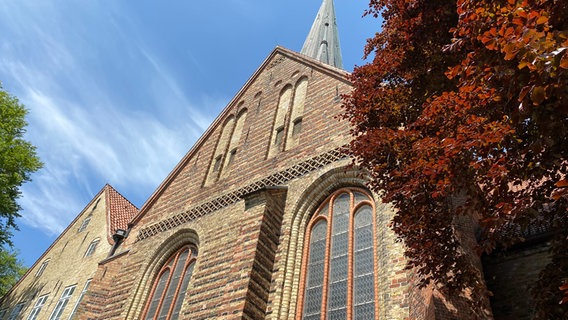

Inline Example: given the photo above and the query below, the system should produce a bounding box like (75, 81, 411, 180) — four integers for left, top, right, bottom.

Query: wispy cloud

(0, 1, 222, 239)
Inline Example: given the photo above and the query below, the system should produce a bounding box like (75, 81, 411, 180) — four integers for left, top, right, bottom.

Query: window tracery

(298, 188, 378, 320)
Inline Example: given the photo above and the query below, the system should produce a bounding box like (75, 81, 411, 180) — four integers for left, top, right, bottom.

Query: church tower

(301, 0, 343, 68)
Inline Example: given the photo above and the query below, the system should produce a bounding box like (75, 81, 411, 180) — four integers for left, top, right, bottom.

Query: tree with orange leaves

(343, 0, 568, 318)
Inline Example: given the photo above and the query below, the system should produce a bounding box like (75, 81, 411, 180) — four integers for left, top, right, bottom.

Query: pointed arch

(126, 229, 199, 319)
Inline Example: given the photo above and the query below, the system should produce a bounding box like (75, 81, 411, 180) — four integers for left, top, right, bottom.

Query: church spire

(301, 0, 343, 69)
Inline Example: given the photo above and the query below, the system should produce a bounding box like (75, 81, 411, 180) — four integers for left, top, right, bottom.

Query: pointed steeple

(301, 0, 343, 69)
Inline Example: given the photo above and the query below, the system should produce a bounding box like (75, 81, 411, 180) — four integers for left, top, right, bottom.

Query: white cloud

(0, 1, 225, 235)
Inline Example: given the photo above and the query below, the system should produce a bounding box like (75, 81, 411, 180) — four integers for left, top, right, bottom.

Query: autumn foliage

(343, 0, 568, 318)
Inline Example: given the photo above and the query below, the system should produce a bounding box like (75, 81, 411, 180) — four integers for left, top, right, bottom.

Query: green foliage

(0, 84, 42, 246)
(0, 247, 26, 297)
(343, 0, 568, 317)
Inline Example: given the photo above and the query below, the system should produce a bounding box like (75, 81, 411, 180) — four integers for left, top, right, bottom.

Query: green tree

(0, 84, 42, 246)
(343, 0, 568, 318)
(0, 248, 26, 296)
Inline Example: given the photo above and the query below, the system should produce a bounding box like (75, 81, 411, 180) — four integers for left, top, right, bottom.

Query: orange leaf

(556, 179, 568, 187)
(560, 51, 568, 69)
(536, 15, 548, 25)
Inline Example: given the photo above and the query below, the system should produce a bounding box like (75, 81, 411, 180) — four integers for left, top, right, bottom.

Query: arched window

(298, 189, 378, 320)
(143, 245, 197, 320)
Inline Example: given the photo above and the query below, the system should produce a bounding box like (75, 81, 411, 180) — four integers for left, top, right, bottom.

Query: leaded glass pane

(354, 248, 374, 275)
(304, 287, 323, 315)
(327, 193, 350, 317)
(354, 206, 373, 229)
(332, 193, 350, 234)
(328, 307, 347, 320)
(303, 220, 327, 319)
(327, 280, 347, 310)
(158, 249, 189, 320)
(354, 302, 375, 320)
(328, 254, 348, 282)
(353, 192, 369, 206)
(171, 262, 195, 319)
(318, 202, 329, 217)
(354, 274, 375, 304)
(354, 206, 376, 319)
(145, 269, 170, 320)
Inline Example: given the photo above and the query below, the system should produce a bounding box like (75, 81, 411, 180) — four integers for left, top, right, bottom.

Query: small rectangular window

(228, 149, 237, 167)
(213, 155, 222, 172)
(84, 240, 99, 257)
(36, 260, 49, 277)
(49, 285, 76, 320)
(27, 295, 48, 320)
(8, 302, 25, 320)
(78, 215, 91, 233)
(292, 118, 303, 137)
(275, 126, 285, 146)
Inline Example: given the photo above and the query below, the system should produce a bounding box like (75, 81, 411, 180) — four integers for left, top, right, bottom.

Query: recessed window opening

(292, 118, 303, 137)
(275, 126, 285, 147)
(78, 215, 92, 233)
(213, 156, 223, 172)
(84, 239, 100, 257)
(36, 259, 50, 277)
(7, 302, 25, 320)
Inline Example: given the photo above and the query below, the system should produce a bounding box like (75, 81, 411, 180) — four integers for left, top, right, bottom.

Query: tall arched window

(143, 245, 197, 320)
(298, 188, 378, 320)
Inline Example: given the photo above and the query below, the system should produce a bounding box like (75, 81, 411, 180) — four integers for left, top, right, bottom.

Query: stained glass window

(144, 246, 197, 320)
(300, 189, 377, 320)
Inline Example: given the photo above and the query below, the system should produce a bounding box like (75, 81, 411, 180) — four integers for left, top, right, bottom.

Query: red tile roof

(104, 184, 138, 244)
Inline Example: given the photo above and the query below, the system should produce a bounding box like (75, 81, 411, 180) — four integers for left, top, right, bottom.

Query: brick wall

(483, 241, 551, 319)
(79, 48, 414, 320)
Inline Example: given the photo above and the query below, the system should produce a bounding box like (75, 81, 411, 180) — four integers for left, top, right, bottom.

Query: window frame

(36, 259, 50, 277)
(27, 295, 48, 320)
(142, 244, 198, 320)
(84, 239, 100, 257)
(77, 215, 92, 233)
(296, 188, 379, 320)
(67, 279, 91, 319)
(7, 302, 25, 320)
(49, 285, 76, 320)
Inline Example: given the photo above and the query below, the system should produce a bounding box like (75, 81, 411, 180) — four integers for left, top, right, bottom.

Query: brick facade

(0, 45, 548, 320)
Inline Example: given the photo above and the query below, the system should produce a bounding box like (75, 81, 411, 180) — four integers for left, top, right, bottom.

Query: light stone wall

(0, 190, 114, 320)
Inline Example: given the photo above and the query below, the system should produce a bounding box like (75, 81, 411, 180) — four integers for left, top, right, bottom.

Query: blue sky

(0, 0, 379, 267)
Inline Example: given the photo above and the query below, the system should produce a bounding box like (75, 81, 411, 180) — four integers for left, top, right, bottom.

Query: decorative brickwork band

(135, 147, 348, 242)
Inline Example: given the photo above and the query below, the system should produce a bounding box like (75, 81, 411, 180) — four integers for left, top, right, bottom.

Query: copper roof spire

(301, 0, 343, 69)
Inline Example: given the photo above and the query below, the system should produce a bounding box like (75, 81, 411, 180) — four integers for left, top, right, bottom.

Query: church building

(0, 0, 549, 319)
